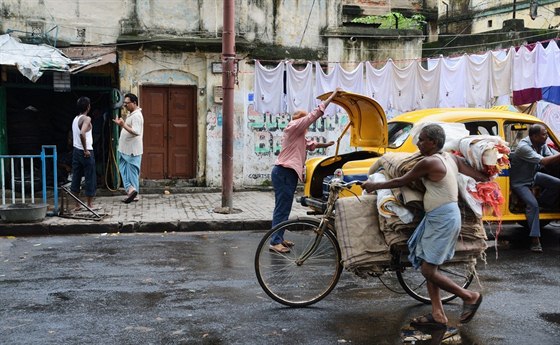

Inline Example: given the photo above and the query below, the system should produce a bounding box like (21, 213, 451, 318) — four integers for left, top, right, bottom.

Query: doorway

(140, 85, 197, 179)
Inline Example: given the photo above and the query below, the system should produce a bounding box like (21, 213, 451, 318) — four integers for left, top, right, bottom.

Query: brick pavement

(0, 190, 310, 236)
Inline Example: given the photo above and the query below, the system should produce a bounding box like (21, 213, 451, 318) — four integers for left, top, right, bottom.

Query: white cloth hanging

(512, 45, 537, 91)
(466, 52, 493, 108)
(491, 48, 513, 97)
(390, 59, 418, 112)
(254, 60, 285, 114)
(416, 59, 441, 109)
(365, 61, 393, 112)
(335, 63, 364, 95)
(536, 41, 560, 88)
(438, 55, 468, 107)
(286, 61, 314, 114)
(315, 61, 340, 116)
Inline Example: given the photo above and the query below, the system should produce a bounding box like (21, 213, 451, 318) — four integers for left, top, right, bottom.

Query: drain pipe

(393, 13, 399, 29)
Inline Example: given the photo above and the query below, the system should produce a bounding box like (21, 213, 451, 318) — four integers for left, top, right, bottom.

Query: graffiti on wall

(246, 103, 349, 157)
(206, 106, 222, 138)
(243, 93, 350, 186)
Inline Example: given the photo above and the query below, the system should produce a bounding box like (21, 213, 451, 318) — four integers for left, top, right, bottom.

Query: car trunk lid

(317, 91, 388, 149)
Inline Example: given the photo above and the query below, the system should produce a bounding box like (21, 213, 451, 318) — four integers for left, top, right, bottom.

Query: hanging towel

(391, 59, 418, 112)
(416, 59, 441, 109)
(512, 45, 537, 91)
(491, 48, 513, 98)
(254, 60, 285, 114)
(315, 61, 339, 116)
(438, 55, 468, 108)
(536, 40, 560, 88)
(466, 53, 493, 108)
(365, 61, 392, 112)
(336, 62, 365, 95)
(286, 61, 314, 114)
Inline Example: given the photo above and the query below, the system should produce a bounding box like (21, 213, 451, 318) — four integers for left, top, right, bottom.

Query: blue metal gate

(0, 145, 59, 215)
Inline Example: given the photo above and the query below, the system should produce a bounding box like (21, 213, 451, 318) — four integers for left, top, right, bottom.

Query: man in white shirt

(113, 93, 144, 203)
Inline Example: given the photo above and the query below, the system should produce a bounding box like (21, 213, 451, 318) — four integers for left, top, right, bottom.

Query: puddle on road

(401, 326, 462, 344)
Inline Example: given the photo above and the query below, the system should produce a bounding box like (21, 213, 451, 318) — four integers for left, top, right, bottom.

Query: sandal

(410, 313, 447, 329)
(530, 243, 543, 253)
(282, 240, 295, 247)
(122, 190, 138, 204)
(460, 294, 483, 324)
(269, 244, 290, 254)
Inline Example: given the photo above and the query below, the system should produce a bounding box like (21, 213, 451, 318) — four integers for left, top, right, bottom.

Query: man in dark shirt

(509, 124, 560, 252)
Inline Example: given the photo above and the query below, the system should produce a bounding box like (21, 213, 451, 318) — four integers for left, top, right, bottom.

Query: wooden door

(140, 86, 196, 179)
(168, 87, 196, 178)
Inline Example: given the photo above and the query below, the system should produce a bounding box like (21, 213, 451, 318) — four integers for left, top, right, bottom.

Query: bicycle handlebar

(329, 179, 363, 189)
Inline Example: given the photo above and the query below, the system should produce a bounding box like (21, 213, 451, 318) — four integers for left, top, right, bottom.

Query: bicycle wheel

(397, 260, 475, 304)
(254, 217, 342, 307)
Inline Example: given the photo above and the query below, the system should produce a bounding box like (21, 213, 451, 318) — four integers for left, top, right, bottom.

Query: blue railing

(0, 145, 59, 215)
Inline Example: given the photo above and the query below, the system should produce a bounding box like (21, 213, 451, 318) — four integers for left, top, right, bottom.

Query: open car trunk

(305, 91, 388, 201)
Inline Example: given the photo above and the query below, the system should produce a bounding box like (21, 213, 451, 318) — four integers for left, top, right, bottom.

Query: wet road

(0, 228, 558, 345)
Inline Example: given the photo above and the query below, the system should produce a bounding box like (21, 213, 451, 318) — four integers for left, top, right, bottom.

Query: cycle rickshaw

(254, 177, 480, 307)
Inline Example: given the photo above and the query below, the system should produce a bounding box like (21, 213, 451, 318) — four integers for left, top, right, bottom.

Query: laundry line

(253, 39, 560, 115)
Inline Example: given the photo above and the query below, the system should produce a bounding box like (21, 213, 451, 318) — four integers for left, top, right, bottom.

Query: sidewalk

(0, 190, 310, 236)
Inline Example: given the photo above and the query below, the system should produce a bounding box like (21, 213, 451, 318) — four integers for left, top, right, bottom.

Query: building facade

(1, 0, 431, 187)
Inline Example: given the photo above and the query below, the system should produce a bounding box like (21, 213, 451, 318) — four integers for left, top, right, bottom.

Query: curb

(0, 220, 272, 237)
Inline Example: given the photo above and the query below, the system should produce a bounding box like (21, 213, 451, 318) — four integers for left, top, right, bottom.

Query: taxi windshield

(388, 122, 413, 148)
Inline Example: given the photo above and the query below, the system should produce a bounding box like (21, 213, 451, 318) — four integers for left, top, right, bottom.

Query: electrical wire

(299, 0, 316, 47)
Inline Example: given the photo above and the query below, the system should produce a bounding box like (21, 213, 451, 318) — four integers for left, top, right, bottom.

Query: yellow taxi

(300, 91, 560, 225)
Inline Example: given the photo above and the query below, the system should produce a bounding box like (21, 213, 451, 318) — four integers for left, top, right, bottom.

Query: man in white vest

(70, 96, 96, 210)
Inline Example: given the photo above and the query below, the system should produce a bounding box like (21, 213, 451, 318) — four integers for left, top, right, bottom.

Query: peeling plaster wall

(0, 0, 125, 44)
(205, 68, 246, 188)
(238, 0, 332, 48)
(1, 0, 427, 187)
(328, 37, 422, 66)
(135, 0, 201, 33)
(1, 1, 333, 49)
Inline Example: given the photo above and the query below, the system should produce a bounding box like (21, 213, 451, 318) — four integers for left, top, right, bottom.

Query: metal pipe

(30, 158, 34, 203)
(221, 0, 235, 211)
(52, 147, 58, 213)
(1, 159, 4, 205)
(20, 157, 24, 203)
